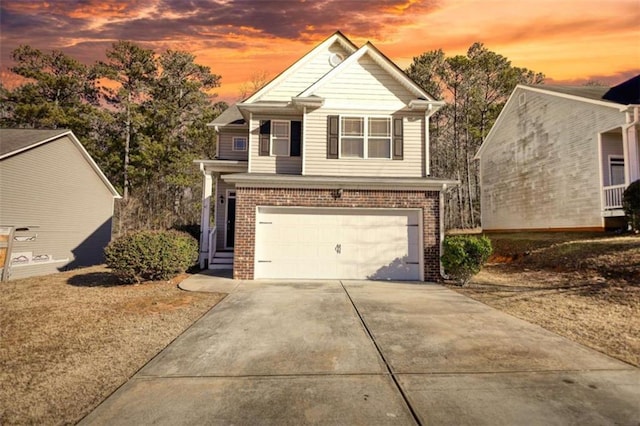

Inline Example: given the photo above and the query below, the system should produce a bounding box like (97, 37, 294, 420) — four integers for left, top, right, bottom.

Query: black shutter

(290, 121, 301, 157)
(259, 120, 270, 156)
(327, 115, 339, 159)
(392, 117, 403, 160)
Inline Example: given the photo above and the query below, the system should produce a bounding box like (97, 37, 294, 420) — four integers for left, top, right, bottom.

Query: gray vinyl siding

(304, 109, 425, 177)
(259, 42, 351, 102)
(479, 88, 624, 230)
(249, 114, 303, 174)
(1, 135, 114, 280)
(215, 178, 235, 250)
(218, 129, 249, 161)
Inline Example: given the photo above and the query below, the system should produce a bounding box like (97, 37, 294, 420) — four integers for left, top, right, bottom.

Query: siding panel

(314, 55, 414, 110)
(0, 136, 114, 280)
(304, 109, 425, 177)
(259, 43, 351, 102)
(479, 89, 624, 230)
(218, 129, 249, 161)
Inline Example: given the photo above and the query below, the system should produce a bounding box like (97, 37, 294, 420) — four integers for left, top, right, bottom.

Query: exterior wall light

(219, 195, 225, 204)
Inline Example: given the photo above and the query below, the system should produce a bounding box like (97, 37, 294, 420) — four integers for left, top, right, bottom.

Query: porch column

(199, 167, 213, 268)
(625, 107, 640, 183)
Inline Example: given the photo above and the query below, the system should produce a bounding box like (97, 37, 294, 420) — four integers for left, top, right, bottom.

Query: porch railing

(208, 227, 217, 267)
(603, 184, 626, 210)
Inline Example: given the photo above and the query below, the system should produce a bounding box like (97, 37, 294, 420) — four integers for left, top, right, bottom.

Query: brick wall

(234, 187, 441, 281)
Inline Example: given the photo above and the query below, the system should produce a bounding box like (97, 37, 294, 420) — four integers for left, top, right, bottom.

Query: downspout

(424, 107, 430, 176)
(439, 183, 447, 280)
(214, 125, 220, 158)
(302, 106, 307, 176)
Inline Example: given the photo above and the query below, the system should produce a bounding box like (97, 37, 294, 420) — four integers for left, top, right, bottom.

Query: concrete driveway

(81, 280, 639, 425)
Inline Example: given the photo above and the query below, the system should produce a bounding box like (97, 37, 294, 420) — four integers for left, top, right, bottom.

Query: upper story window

(232, 136, 247, 151)
(258, 120, 302, 157)
(340, 116, 391, 159)
(271, 120, 290, 156)
(340, 117, 364, 157)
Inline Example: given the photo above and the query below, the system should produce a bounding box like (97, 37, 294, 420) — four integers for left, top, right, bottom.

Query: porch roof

(194, 159, 248, 174)
(221, 173, 458, 191)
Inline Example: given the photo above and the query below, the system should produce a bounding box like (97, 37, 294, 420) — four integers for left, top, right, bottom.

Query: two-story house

(195, 32, 456, 281)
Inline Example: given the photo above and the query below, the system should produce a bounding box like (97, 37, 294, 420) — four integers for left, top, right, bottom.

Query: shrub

(623, 179, 640, 232)
(441, 235, 493, 286)
(105, 230, 198, 283)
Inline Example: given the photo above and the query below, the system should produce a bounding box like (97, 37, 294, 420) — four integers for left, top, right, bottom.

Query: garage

(254, 207, 422, 280)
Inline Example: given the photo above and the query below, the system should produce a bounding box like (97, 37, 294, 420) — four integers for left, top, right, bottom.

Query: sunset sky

(1, 0, 639, 103)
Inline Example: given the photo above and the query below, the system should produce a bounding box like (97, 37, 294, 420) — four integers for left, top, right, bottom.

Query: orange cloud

(1, 0, 638, 102)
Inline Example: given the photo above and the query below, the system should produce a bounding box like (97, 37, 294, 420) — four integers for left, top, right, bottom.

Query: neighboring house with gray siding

(475, 75, 640, 232)
(0, 129, 120, 280)
(195, 32, 457, 282)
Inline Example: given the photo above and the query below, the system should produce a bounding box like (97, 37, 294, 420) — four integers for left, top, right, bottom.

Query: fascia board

(0, 130, 69, 160)
(523, 85, 627, 111)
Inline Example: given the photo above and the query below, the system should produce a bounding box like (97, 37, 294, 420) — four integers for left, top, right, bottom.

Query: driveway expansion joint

(340, 280, 422, 426)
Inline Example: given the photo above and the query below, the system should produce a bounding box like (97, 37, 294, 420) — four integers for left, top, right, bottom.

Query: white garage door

(255, 207, 422, 280)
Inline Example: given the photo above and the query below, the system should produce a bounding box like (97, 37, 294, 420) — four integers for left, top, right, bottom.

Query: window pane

(341, 138, 364, 157)
(369, 118, 390, 137)
(368, 138, 390, 158)
(272, 121, 289, 138)
(233, 137, 247, 151)
(341, 117, 363, 136)
(611, 162, 625, 185)
(272, 138, 289, 156)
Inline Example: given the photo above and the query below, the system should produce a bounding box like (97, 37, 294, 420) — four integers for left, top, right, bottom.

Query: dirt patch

(448, 233, 640, 367)
(0, 266, 225, 425)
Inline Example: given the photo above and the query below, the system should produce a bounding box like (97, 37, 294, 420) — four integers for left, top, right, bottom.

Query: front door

(225, 191, 236, 249)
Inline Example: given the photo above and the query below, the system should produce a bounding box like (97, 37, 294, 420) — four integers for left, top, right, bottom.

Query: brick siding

(234, 187, 441, 281)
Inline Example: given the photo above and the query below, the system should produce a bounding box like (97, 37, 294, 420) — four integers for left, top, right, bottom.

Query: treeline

(1, 42, 226, 234)
(1, 41, 545, 232)
(406, 43, 544, 229)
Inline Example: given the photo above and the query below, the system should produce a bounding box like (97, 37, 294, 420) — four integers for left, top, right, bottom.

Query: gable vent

(329, 53, 344, 67)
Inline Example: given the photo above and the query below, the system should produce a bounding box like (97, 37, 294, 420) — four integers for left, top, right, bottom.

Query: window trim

(270, 119, 291, 157)
(232, 136, 247, 152)
(608, 155, 625, 186)
(338, 115, 392, 160)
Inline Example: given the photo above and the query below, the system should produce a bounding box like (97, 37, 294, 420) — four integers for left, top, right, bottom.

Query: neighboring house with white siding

(195, 32, 456, 281)
(475, 75, 640, 232)
(0, 129, 120, 280)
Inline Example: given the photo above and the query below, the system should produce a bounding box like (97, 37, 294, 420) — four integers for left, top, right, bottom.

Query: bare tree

(238, 70, 269, 100)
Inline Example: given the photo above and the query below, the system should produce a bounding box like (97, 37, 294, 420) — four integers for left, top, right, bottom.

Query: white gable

(247, 33, 357, 103)
(313, 53, 417, 110)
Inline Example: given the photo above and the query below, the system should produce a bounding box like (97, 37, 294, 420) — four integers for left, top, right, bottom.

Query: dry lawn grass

(0, 266, 225, 425)
(449, 233, 640, 367)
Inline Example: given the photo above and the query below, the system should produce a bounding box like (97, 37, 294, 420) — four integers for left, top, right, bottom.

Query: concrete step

(215, 251, 234, 258)
(210, 264, 233, 270)
(209, 251, 234, 270)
